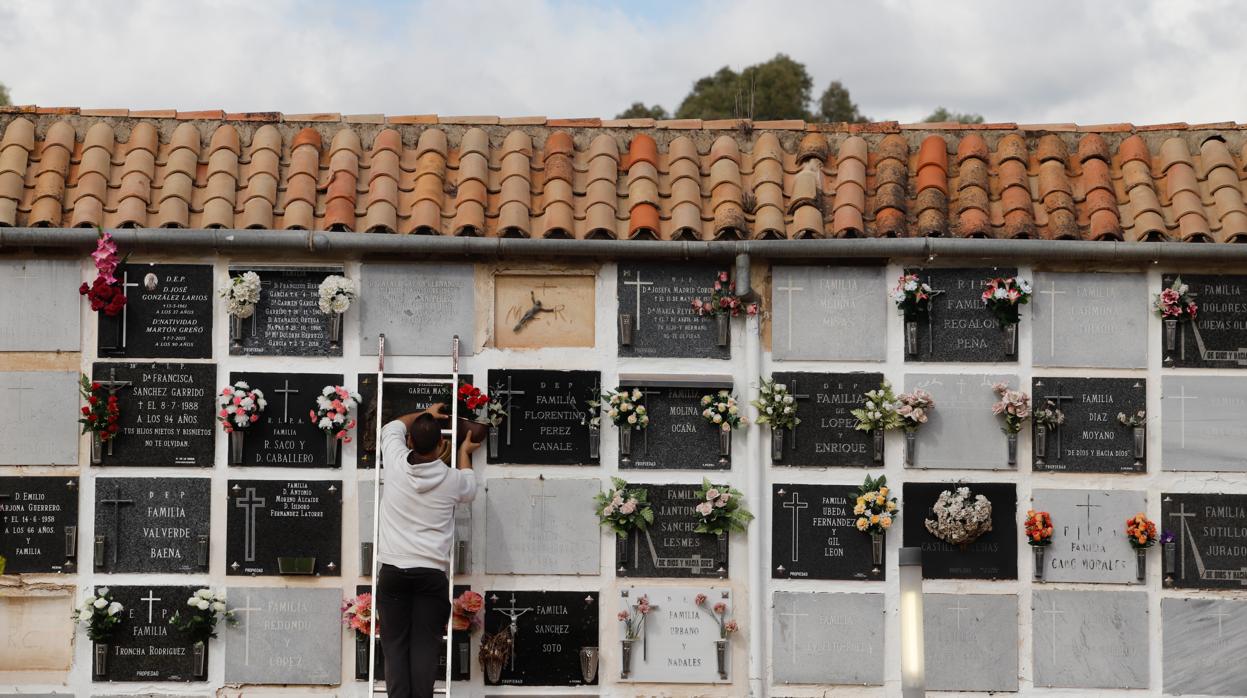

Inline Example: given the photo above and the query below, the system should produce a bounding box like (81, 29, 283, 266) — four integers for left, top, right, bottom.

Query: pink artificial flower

(234, 396, 243, 405)
(746, 303, 759, 316)
(249, 414, 259, 422)
(718, 271, 729, 283)
(346, 419, 356, 429)
(219, 409, 229, 418)
(713, 602, 727, 615)
(723, 620, 739, 633)
(618, 610, 630, 621)
(694, 594, 707, 606)
(221, 387, 232, 396)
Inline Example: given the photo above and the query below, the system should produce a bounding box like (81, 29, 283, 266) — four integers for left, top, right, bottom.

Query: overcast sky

(2, 0, 1243, 125)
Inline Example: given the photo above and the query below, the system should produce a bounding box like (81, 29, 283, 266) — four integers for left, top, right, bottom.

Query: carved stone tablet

(97, 263, 213, 359)
(1163, 598, 1247, 695)
(485, 478, 600, 575)
(96, 585, 197, 682)
(0, 476, 78, 574)
(93, 477, 210, 574)
(1161, 375, 1247, 471)
(1032, 590, 1148, 689)
(772, 591, 884, 685)
(228, 266, 345, 357)
(225, 479, 341, 577)
(0, 371, 78, 465)
(1031, 488, 1146, 585)
(903, 267, 1018, 363)
(359, 262, 475, 356)
(483, 590, 599, 687)
(904, 373, 1018, 470)
(1031, 271, 1148, 368)
(771, 371, 883, 467)
(1162, 492, 1247, 589)
(618, 484, 726, 579)
(91, 362, 216, 467)
(617, 262, 730, 359)
(619, 382, 733, 470)
(903, 482, 1017, 580)
(923, 593, 1018, 692)
(771, 265, 886, 360)
(0, 590, 74, 672)
(617, 586, 731, 684)
(1030, 377, 1147, 473)
(228, 371, 345, 468)
(0, 259, 80, 352)
(223, 587, 342, 684)
(487, 369, 599, 466)
(494, 273, 595, 348)
(356, 372, 474, 468)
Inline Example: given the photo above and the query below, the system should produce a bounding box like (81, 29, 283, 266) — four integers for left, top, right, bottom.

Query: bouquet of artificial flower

(78, 229, 129, 316)
(1154, 277, 1198, 320)
(618, 595, 653, 640)
(171, 588, 235, 643)
(1024, 510, 1054, 546)
(896, 389, 935, 431)
(925, 486, 994, 547)
(853, 474, 898, 535)
(1126, 513, 1158, 548)
(694, 593, 739, 639)
(217, 381, 266, 433)
(1118, 410, 1146, 429)
(701, 390, 746, 432)
(692, 478, 754, 536)
(456, 382, 506, 427)
(594, 478, 653, 538)
(75, 587, 124, 642)
(221, 271, 262, 318)
(891, 273, 936, 319)
(1033, 400, 1065, 430)
(691, 270, 759, 318)
(317, 275, 358, 316)
(451, 590, 484, 633)
(342, 592, 377, 636)
(752, 379, 799, 431)
(79, 374, 121, 443)
(851, 381, 903, 433)
(981, 276, 1032, 325)
(310, 385, 362, 442)
(991, 383, 1031, 434)
(601, 387, 649, 429)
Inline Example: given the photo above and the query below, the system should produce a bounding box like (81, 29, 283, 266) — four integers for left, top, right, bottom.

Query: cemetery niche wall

(617, 484, 726, 579)
(97, 263, 213, 359)
(90, 362, 216, 467)
(0, 476, 78, 574)
(770, 371, 882, 467)
(617, 377, 734, 470)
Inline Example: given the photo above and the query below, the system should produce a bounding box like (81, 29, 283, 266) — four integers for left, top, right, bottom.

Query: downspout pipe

(737, 254, 765, 697)
(5, 227, 1247, 264)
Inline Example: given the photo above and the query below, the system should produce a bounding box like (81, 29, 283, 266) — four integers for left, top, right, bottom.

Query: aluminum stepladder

(368, 332, 460, 696)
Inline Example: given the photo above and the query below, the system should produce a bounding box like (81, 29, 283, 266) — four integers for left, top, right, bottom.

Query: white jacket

(376, 419, 477, 572)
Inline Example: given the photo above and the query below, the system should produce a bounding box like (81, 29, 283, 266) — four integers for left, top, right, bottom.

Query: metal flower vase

(618, 314, 634, 347)
(93, 642, 109, 679)
(620, 638, 634, 679)
(616, 535, 629, 571)
(715, 639, 728, 680)
(325, 432, 338, 467)
(1164, 541, 1176, 585)
(484, 652, 505, 683)
(91, 431, 104, 465)
(354, 632, 371, 680)
(872, 429, 885, 464)
(1133, 426, 1146, 467)
(328, 312, 343, 348)
(588, 427, 600, 460)
(716, 313, 730, 347)
(579, 646, 599, 684)
(192, 640, 207, 679)
(618, 427, 633, 467)
(1136, 548, 1147, 581)
(718, 429, 731, 467)
(870, 531, 884, 573)
(228, 430, 245, 465)
(1034, 424, 1048, 464)
(904, 431, 916, 467)
(904, 320, 919, 357)
(1033, 545, 1046, 580)
(770, 429, 784, 462)
(1164, 317, 1178, 352)
(229, 314, 245, 349)
(1006, 432, 1018, 466)
(488, 424, 500, 459)
(716, 532, 728, 577)
(1003, 322, 1018, 357)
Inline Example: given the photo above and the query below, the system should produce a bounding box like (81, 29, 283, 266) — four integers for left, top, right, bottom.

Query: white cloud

(0, 0, 1243, 124)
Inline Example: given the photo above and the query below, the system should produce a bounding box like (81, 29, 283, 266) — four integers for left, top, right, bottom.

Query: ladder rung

(383, 377, 456, 385)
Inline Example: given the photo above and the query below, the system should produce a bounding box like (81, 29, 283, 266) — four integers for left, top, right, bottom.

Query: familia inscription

(487, 369, 599, 465)
(1161, 375, 1247, 472)
(97, 263, 213, 359)
(771, 372, 882, 467)
(92, 362, 216, 467)
(618, 587, 731, 684)
(223, 587, 342, 685)
(772, 591, 884, 685)
(1031, 489, 1146, 585)
(618, 485, 725, 579)
(226, 479, 341, 577)
(485, 478, 600, 575)
(1030, 271, 1148, 368)
(228, 266, 343, 357)
(923, 593, 1018, 692)
(1162, 492, 1247, 589)
(229, 372, 345, 468)
(1162, 274, 1247, 368)
(360, 262, 476, 357)
(618, 380, 732, 470)
(904, 267, 1018, 363)
(0, 476, 78, 574)
(1031, 377, 1147, 473)
(904, 373, 1017, 469)
(771, 484, 878, 580)
(770, 266, 887, 361)
(96, 585, 196, 682)
(93, 477, 210, 574)
(483, 590, 599, 687)
(618, 262, 730, 359)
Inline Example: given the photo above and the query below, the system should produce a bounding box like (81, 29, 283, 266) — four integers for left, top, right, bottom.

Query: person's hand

(460, 430, 482, 454)
(427, 402, 449, 419)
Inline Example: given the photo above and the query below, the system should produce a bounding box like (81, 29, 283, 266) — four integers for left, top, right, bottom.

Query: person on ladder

(376, 402, 480, 698)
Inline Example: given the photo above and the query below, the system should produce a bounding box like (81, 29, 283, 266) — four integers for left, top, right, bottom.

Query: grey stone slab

(1031, 488, 1146, 584)
(618, 586, 731, 683)
(359, 262, 475, 356)
(924, 593, 1018, 692)
(485, 477, 600, 575)
(0, 371, 78, 465)
(1031, 271, 1149, 368)
(772, 591, 883, 685)
(1163, 598, 1247, 695)
(904, 373, 1018, 469)
(0, 259, 80, 351)
(1032, 590, 1148, 688)
(1162, 375, 1247, 471)
(771, 265, 886, 360)
(223, 587, 342, 684)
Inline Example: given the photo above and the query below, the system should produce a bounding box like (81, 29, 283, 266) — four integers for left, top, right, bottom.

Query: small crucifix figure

(95, 367, 133, 397)
(98, 483, 135, 567)
(512, 291, 565, 333)
(491, 593, 534, 670)
(1037, 381, 1074, 460)
(492, 376, 527, 447)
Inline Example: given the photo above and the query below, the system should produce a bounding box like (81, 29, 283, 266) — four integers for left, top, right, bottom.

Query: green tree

(817, 80, 867, 123)
(615, 102, 669, 120)
(675, 53, 814, 121)
(924, 106, 984, 124)
(0, 82, 10, 107)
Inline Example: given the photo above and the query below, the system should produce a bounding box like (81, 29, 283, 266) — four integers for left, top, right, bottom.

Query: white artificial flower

(196, 599, 211, 611)
(108, 602, 123, 616)
(904, 279, 918, 291)
(93, 598, 107, 609)
(319, 418, 333, 430)
(235, 381, 250, 390)
(322, 386, 335, 397)
(211, 602, 226, 613)
(627, 414, 638, 425)
(187, 597, 199, 606)
(97, 587, 109, 596)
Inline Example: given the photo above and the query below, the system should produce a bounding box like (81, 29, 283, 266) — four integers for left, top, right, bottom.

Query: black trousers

(376, 564, 450, 698)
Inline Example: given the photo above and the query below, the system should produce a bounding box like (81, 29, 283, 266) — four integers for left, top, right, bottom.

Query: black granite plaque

(229, 372, 346, 468)
(226, 479, 341, 577)
(357, 372, 474, 468)
(618, 262, 731, 359)
(96, 585, 197, 682)
(98, 263, 213, 359)
(902, 482, 1017, 580)
(771, 483, 879, 580)
(352, 583, 471, 681)
(487, 369, 598, 465)
(771, 371, 882, 467)
(618, 383, 731, 470)
(483, 590, 599, 687)
(904, 267, 1019, 363)
(0, 476, 78, 574)
(618, 484, 726, 578)
(1162, 274, 1247, 368)
(228, 266, 343, 357)
(1162, 493, 1247, 589)
(1031, 377, 1147, 473)
(93, 477, 210, 574)
(92, 362, 216, 467)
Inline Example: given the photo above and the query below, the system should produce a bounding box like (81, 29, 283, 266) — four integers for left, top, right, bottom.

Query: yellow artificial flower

(856, 517, 868, 531)
(853, 503, 866, 515)
(887, 501, 897, 512)
(881, 516, 893, 529)
(870, 514, 880, 524)
(856, 496, 866, 507)
(879, 486, 889, 497)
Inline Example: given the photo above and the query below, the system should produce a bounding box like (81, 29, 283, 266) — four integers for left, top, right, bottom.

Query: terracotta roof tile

(499, 116, 547, 126)
(177, 110, 225, 120)
(284, 113, 342, 123)
(80, 108, 130, 117)
(548, 118, 601, 128)
(386, 114, 439, 125)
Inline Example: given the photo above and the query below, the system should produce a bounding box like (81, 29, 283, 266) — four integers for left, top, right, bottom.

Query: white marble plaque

(1031, 489, 1146, 584)
(1162, 375, 1247, 471)
(1163, 598, 1247, 695)
(0, 591, 74, 671)
(223, 587, 341, 684)
(772, 591, 883, 685)
(0, 259, 81, 351)
(0, 371, 78, 465)
(771, 265, 886, 360)
(485, 478, 600, 575)
(359, 262, 475, 356)
(924, 593, 1018, 692)
(1033, 590, 1148, 688)
(904, 373, 1018, 469)
(618, 586, 731, 683)
(1031, 271, 1148, 368)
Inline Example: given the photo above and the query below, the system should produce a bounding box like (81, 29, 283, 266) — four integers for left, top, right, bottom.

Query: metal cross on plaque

(235, 487, 266, 563)
(491, 593, 534, 670)
(118, 270, 142, 349)
(1036, 381, 1074, 460)
(782, 491, 808, 562)
(98, 483, 135, 567)
(492, 376, 526, 447)
(622, 271, 654, 330)
(788, 380, 813, 450)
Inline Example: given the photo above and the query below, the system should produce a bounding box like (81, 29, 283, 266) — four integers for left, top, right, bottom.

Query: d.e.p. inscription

(91, 362, 216, 467)
(98, 263, 213, 359)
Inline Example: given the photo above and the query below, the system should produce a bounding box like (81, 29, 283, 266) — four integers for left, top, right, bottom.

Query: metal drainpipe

(737, 254, 766, 698)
